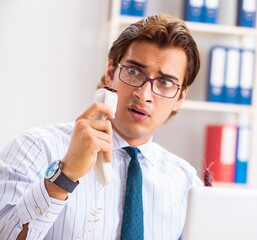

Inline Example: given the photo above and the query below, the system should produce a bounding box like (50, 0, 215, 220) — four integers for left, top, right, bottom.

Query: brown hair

(100, 13, 200, 88)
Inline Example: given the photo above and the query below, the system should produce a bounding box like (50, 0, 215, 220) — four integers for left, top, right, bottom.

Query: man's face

(105, 41, 188, 146)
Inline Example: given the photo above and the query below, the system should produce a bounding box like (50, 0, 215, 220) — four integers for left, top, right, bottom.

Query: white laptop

(183, 186, 257, 240)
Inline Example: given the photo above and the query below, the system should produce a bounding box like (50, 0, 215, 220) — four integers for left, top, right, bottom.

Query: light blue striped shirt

(0, 122, 202, 240)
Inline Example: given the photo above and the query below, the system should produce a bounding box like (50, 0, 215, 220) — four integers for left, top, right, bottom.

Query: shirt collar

(112, 130, 155, 165)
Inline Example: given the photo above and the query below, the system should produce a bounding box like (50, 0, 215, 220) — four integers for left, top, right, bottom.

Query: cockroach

(202, 161, 214, 187)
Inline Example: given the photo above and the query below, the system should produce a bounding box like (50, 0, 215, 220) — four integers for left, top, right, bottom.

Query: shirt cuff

(16, 178, 67, 229)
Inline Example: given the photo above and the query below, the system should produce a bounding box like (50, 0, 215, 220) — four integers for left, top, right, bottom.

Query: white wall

(0, 0, 109, 149)
(0, 0, 247, 176)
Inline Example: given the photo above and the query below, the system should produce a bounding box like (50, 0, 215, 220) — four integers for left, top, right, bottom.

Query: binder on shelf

(223, 48, 240, 104)
(235, 124, 251, 184)
(202, 0, 220, 24)
(184, 0, 204, 22)
(239, 49, 255, 105)
(237, 0, 256, 27)
(120, 0, 132, 16)
(204, 125, 237, 183)
(131, 0, 146, 17)
(207, 46, 226, 102)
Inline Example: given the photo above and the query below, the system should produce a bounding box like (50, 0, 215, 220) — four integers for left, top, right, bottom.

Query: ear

(104, 60, 114, 87)
(173, 87, 189, 112)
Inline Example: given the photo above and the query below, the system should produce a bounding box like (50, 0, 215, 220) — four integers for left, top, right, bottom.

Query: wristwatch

(45, 160, 79, 193)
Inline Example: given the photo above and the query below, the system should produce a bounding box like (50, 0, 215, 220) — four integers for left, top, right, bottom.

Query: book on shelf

(207, 46, 255, 105)
(237, 0, 256, 28)
(235, 123, 251, 184)
(202, 0, 220, 23)
(120, 0, 146, 17)
(131, 0, 146, 17)
(204, 122, 252, 184)
(184, 0, 219, 23)
(204, 124, 237, 183)
(184, 0, 204, 22)
(239, 49, 255, 105)
(223, 48, 240, 104)
(207, 46, 226, 103)
(120, 0, 131, 16)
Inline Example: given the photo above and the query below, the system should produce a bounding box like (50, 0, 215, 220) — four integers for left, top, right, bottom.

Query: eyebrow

(124, 59, 179, 82)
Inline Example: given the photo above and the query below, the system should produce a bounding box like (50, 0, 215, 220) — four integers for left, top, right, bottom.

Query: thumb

(103, 150, 112, 163)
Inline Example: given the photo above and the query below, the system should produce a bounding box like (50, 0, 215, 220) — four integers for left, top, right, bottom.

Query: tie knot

(123, 146, 139, 160)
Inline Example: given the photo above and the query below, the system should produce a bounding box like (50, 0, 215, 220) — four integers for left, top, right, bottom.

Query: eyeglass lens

(119, 65, 180, 98)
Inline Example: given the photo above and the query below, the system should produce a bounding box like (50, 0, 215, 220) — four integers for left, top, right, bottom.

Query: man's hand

(61, 102, 115, 182)
(45, 102, 115, 200)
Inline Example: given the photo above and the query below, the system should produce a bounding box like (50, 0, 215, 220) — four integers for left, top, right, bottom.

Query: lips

(128, 105, 150, 118)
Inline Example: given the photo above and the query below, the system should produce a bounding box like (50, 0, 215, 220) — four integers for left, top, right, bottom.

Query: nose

(133, 81, 153, 103)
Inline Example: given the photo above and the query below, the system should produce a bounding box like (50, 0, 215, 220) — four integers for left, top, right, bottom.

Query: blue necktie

(121, 146, 144, 240)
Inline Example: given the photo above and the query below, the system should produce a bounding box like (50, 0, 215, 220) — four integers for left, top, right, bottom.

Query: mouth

(128, 106, 150, 117)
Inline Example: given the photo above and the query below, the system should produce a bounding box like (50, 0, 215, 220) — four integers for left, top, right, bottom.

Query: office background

(0, 1, 256, 187)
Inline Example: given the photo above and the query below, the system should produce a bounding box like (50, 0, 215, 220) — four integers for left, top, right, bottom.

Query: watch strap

(53, 171, 79, 193)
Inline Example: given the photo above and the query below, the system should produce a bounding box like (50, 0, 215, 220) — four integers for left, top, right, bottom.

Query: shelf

(111, 15, 257, 37)
(182, 100, 253, 114)
(108, 1, 257, 189)
(186, 22, 257, 37)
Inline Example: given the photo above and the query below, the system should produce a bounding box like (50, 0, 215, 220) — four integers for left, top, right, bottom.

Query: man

(0, 13, 202, 240)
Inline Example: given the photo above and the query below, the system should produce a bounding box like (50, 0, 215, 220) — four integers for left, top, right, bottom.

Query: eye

(158, 78, 176, 88)
(127, 67, 141, 76)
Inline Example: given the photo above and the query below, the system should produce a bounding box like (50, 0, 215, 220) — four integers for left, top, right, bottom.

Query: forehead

(121, 41, 187, 82)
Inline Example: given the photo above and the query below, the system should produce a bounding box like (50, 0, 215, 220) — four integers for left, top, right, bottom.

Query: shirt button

(46, 211, 53, 218)
(35, 207, 41, 214)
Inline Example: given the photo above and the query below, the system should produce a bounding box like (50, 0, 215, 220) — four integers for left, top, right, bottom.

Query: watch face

(45, 161, 59, 179)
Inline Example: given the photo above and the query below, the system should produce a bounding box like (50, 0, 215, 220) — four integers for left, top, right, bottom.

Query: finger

(77, 103, 115, 122)
(92, 134, 112, 162)
(89, 118, 113, 134)
(75, 118, 113, 149)
(73, 117, 112, 144)
(103, 150, 112, 163)
(90, 119, 113, 145)
(88, 121, 113, 163)
(85, 128, 112, 163)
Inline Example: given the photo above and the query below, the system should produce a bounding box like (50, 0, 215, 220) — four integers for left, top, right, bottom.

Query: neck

(112, 126, 152, 147)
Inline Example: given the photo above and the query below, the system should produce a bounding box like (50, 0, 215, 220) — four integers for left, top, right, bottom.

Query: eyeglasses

(118, 63, 182, 98)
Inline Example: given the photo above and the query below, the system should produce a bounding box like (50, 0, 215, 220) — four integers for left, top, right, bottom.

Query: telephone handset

(93, 87, 118, 185)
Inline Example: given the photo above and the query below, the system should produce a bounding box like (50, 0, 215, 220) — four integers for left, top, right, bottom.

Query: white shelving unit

(106, 0, 257, 189)
(182, 100, 253, 114)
